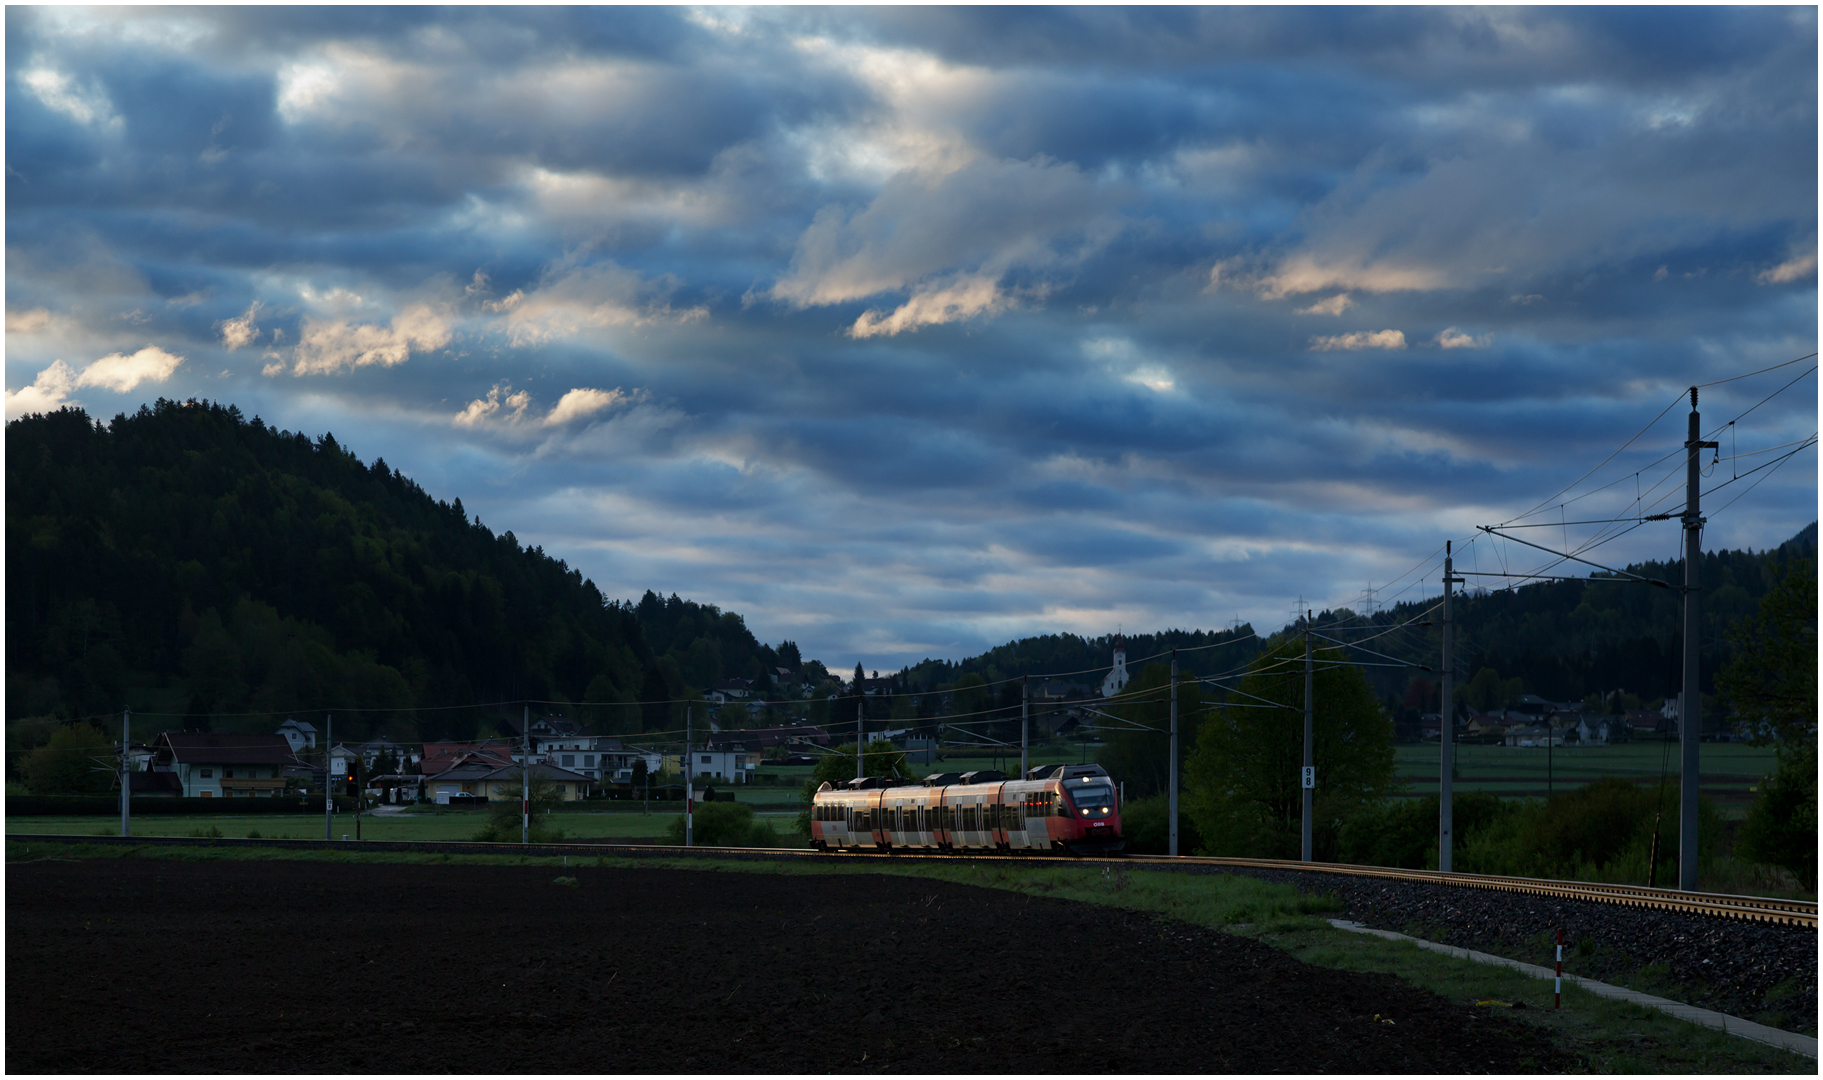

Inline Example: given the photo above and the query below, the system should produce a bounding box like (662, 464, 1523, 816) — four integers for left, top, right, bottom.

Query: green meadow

(1392, 742, 1778, 814)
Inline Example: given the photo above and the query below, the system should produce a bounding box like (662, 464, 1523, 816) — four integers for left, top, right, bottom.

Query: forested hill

(899, 628, 1261, 693)
(5, 400, 804, 742)
(906, 526, 1814, 724)
(1288, 524, 1817, 723)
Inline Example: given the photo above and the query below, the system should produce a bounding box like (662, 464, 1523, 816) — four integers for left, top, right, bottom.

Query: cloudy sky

(7, 6, 1817, 672)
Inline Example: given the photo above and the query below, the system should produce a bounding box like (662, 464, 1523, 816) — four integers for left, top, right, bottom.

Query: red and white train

(809, 763, 1123, 855)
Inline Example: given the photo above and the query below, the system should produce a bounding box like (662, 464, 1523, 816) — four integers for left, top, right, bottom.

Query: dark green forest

(5, 401, 812, 742)
(900, 627, 1262, 692)
(1330, 523, 1817, 728)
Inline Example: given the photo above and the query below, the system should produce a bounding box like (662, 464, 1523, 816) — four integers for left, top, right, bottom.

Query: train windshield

(1066, 785, 1114, 815)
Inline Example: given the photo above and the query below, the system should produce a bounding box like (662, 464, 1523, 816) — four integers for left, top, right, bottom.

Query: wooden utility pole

(855, 700, 864, 780)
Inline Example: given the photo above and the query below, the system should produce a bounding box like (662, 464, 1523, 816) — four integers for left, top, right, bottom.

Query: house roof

(277, 719, 318, 733)
(355, 738, 411, 751)
(502, 715, 587, 738)
(157, 732, 296, 766)
(424, 761, 595, 785)
(420, 742, 515, 772)
(479, 762, 593, 784)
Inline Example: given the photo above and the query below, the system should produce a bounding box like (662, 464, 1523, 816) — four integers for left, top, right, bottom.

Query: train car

(810, 763, 1123, 855)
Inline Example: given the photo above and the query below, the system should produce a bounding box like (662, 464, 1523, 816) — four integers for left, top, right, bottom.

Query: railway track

(1124, 855, 1817, 928)
(12, 832, 1815, 927)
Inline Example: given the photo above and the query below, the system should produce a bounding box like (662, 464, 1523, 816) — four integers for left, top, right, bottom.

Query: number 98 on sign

(1301, 766, 1315, 789)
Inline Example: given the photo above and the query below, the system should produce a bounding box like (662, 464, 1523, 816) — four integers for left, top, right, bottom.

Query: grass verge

(1244, 922, 1811, 1073)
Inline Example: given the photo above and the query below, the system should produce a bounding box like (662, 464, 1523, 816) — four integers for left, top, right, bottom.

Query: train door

(1024, 791, 1049, 849)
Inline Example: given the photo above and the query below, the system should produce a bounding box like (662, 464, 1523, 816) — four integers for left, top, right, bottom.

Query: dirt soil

(7, 859, 1563, 1073)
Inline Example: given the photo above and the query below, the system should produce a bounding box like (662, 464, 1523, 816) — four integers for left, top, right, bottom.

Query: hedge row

(8, 795, 352, 816)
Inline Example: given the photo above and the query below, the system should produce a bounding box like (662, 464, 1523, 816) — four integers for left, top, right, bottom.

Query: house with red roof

(418, 741, 515, 777)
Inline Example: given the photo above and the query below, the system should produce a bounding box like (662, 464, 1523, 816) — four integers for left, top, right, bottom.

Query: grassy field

(1393, 742, 1777, 813)
(6, 807, 808, 843)
(8, 838, 1809, 1073)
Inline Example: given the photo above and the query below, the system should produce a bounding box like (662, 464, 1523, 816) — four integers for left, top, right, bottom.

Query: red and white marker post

(1554, 927, 1563, 1009)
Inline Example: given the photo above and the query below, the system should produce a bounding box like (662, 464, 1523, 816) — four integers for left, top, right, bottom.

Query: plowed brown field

(7, 858, 1562, 1073)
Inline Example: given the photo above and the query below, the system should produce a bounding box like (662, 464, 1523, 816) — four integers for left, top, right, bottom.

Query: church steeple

(1100, 633, 1129, 698)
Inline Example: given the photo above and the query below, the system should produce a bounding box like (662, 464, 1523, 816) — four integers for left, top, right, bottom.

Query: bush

(1736, 740, 1818, 891)
(1336, 792, 1510, 870)
(1451, 779, 1724, 885)
(472, 819, 567, 843)
(665, 800, 778, 847)
(1120, 792, 1203, 855)
(7, 795, 318, 816)
(21, 722, 115, 795)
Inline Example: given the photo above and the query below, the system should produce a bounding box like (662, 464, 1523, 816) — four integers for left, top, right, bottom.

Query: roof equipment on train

(957, 770, 1006, 784)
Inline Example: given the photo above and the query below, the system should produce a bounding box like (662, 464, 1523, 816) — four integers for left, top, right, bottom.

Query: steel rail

(10, 833, 1814, 927)
(1122, 855, 1817, 928)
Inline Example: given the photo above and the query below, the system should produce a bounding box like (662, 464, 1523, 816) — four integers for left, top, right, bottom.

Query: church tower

(1100, 633, 1129, 698)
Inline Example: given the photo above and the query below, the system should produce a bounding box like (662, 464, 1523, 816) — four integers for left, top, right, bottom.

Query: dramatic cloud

(1310, 330, 1408, 351)
(5, 7, 1814, 668)
(1296, 294, 1354, 317)
(283, 305, 452, 376)
(5, 347, 185, 418)
(1435, 328, 1491, 350)
(78, 345, 186, 391)
(218, 302, 262, 350)
(453, 384, 638, 430)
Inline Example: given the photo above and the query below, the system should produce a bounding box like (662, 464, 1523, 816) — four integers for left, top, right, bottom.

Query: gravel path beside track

(1195, 866, 1818, 1038)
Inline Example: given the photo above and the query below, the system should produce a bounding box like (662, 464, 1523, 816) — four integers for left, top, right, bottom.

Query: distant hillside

(907, 525, 1816, 729)
(899, 628, 1261, 692)
(5, 401, 817, 743)
(1285, 524, 1817, 725)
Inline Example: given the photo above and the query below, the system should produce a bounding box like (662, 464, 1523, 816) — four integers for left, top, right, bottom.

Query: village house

(1626, 709, 1672, 737)
(705, 724, 831, 759)
(540, 736, 653, 785)
(704, 679, 753, 706)
(276, 718, 318, 752)
(419, 741, 515, 777)
(682, 748, 752, 783)
(1503, 723, 1564, 748)
(352, 737, 415, 772)
(150, 732, 297, 798)
(1576, 714, 1616, 745)
(423, 759, 594, 803)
